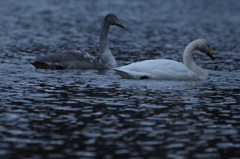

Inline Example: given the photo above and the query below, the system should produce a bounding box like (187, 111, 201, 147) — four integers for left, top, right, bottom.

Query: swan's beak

(207, 47, 215, 60)
(116, 22, 124, 28)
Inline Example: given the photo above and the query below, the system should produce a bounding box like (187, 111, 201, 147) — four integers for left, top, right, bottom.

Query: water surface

(0, 0, 240, 159)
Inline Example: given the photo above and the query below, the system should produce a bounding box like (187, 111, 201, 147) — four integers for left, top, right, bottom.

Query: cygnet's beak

(116, 22, 124, 28)
(207, 47, 215, 60)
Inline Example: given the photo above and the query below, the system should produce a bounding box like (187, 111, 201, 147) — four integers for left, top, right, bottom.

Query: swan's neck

(183, 41, 208, 79)
(99, 22, 116, 68)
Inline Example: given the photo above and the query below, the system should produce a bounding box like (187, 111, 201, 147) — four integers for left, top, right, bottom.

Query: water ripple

(0, 0, 240, 159)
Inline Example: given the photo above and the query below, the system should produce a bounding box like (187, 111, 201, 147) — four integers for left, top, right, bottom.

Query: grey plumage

(31, 13, 124, 70)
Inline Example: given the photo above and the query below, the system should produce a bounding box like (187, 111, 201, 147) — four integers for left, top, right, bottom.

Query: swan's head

(196, 39, 215, 60)
(104, 13, 124, 28)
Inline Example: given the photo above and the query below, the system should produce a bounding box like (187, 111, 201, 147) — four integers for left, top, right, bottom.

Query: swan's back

(115, 59, 201, 80)
(32, 51, 103, 69)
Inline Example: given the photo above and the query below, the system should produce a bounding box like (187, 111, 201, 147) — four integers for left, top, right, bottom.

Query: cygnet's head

(104, 13, 124, 28)
(196, 39, 215, 60)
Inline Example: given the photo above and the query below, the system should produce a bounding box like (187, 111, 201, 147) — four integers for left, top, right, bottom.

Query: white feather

(114, 39, 214, 81)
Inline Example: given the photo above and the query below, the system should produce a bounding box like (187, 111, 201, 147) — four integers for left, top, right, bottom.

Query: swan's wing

(115, 59, 201, 80)
(34, 50, 96, 62)
(114, 68, 152, 79)
(32, 50, 103, 69)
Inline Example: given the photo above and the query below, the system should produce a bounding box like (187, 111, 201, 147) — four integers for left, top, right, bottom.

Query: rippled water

(0, 0, 240, 159)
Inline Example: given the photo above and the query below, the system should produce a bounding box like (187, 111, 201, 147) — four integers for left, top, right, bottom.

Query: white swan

(31, 13, 124, 69)
(114, 39, 215, 80)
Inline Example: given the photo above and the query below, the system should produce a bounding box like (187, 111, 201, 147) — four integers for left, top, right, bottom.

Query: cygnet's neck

(183, 40, 208, 79)
(99, 20, 116, 69)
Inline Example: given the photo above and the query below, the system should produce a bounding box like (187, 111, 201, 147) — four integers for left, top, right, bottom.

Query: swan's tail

(113, 68, 151, 79)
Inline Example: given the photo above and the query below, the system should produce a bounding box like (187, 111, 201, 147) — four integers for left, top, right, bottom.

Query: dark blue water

(0, 0, 240, 159)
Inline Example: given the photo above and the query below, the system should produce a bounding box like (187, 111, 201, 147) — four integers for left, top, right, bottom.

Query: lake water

(0, 0, 240, 159)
